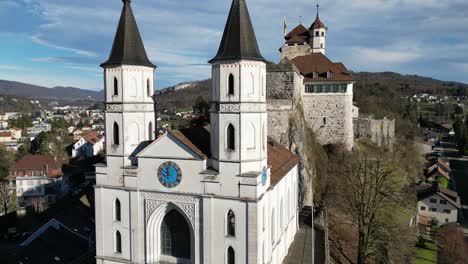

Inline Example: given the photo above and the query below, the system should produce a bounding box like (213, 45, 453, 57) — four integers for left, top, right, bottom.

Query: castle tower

(101, 0, 156, 184)
(208, 0, 268, 176)
(309, 4, 327, 54)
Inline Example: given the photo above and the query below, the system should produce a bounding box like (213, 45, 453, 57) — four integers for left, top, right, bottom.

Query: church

(95, 0, 300, 263)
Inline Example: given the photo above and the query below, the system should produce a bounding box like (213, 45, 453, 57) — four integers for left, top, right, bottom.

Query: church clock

(157, 161, 182, 188)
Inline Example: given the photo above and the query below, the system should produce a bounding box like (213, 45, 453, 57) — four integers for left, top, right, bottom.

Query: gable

(136, 133, 203, 160)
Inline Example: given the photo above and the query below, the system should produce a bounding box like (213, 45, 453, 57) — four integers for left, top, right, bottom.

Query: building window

(445, 218, 449, 223)
(321, 32, 325, 37)
(147, 79, 151, 97)
(429, 208, 437, 212)
(227, 210, 235, 237)
(113, 77, 118, 96)
(443, 209, 451, 214)
(420, 206, 426, 211)
(115, 231, 122, 254)
(227, 246, 235, 264)
(321, 43, 324, 49)
(440, 200, 447, 205)
(161, 210, 190, 258)
(113, 122, 120, 146)
(228, 74, 235, 95)
(429, 199, 437, 203)
(315, 31, 319, 37)
(227, 124, 235, 151)
(114, 199, 121, 222)
(323, 117, 327, 126)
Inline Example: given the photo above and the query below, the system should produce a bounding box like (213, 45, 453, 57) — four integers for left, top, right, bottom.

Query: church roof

(209, 0, 266, 63)
(167, 126, 299, 185)
(101, 0, 155, 68)
(290, 53, 355, 82)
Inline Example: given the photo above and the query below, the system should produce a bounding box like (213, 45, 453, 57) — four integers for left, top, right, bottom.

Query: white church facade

(95, 0, 300, 263)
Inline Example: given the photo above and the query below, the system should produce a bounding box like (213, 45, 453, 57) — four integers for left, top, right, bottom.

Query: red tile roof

(8, 155, 64, 179)
(290, 53, 355, 82)
(82, 131, 102, 145)
(284, 24, 309, 44)
(0, 131, 12, 137)
(310, 15, 327, 30)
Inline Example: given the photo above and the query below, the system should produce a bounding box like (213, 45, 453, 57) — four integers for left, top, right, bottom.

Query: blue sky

(0, 0, 468, 91)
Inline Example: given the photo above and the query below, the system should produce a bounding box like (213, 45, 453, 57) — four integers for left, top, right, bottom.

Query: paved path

(283, 217, 313, 264)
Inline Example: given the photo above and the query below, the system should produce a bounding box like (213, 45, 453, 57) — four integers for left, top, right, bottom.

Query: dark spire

(310, 3, 327, 30)
(101, 0, 156, 68)
(209, 0, 266, 63)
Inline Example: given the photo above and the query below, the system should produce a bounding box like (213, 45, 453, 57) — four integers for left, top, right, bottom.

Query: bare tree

(438, 224, 468, 264)
(0, 181, 11, 214)
(338, 153, 409, 264)
(29, 197, 48, 214)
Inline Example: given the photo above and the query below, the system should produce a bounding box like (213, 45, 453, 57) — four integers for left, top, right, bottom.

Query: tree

(192, 96, 210, 116)
(337, 153, 410, 264)
(8, 114, 32, 130)
(16, 143, 30, 161)
(438, 224, 468, 263)
(29, 197, 48, 214)
(0, 146, 14, 179)
(0, 181, 12, 215)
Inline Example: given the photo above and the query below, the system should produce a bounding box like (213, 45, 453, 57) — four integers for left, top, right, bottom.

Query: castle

(94, 1, 354, 263)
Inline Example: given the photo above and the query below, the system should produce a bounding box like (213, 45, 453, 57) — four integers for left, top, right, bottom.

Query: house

(6, 155, 69, 208)
(9, 127, 22, 139)
(0, 131, 13, 142)
(424, 158, 451, 187)
(72, 131, 105, 158)
(417, 184, 460, 225)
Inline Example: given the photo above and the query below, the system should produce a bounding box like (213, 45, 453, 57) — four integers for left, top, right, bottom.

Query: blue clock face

(158, 161, 182, 188)
(261, 167, 268, 186)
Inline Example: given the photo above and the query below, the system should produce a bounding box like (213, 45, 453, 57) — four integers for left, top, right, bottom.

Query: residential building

(94, 1, 299, 263)
(0, 131, 13, 142)
(6, 155, 69, 208)
(72, 131, 105, 159)
(417, 184, 460, 225)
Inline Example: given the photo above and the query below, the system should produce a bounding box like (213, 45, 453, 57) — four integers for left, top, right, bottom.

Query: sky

(0, 0, 468, 91)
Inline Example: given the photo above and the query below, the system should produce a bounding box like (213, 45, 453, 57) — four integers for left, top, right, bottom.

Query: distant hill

(153, 72, 468, 112)
(0, 80, 103, 101)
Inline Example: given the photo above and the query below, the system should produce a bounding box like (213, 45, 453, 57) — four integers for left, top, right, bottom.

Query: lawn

(413, 242, 438, 264)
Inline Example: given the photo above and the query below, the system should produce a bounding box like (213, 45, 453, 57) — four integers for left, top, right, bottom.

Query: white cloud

(31, 34, 97, 57)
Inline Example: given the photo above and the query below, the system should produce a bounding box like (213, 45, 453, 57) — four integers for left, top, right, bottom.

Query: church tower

(208, 0, 268, 177)
(309, 4, 327, 54)
(101, 0, 156, 184)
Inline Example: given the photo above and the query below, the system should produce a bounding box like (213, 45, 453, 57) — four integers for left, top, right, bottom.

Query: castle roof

(290, 53, 355, 82)
(101, 0, 155, 68)
(209, 0, 266, 63)
(310, 15, 327, 30)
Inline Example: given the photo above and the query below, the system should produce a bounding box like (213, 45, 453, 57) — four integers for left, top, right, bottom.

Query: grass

(413, 242, 438, 264)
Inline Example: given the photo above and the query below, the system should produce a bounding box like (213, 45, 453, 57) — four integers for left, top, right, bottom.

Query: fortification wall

(280, 43, 312, 61)
(354, 117, 396, 146)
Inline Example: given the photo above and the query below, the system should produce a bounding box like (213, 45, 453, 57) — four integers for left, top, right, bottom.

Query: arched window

(114, 199, 121, 222)
(113, 122, 120, 146)
(315, 31, 319, 37)
(115, 231, 122, 253)
(147, 79, 151, 97)
(227, 246, 235, 264)
(148, 122, 154, 141)
(227, 124, 235, 151)
(161, 210, 190, 258)
(228, 74, 235, 95)
(227, 210, 235, 237)
(321, 31, 325, 37)
(113, 77, 118, 96)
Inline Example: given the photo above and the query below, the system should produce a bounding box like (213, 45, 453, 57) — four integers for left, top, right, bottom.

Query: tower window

(321, 43, 324, 49)
(227, 210, 235, 237)
(147, 79, 151, 97)
(227, 246, 235, 264)
(113, 122, 120, 146)
(315, 31, 319, 37)
(228, 74, 235, 95)
(114, 199, 121, 222)
(113, 77, 118, 96)
(227, 124, 235, 151)
(148, 122, 154, 141)
(115, 231, 122, 254)
(323, 117, 327, 126)
(321, 32, 325, 36)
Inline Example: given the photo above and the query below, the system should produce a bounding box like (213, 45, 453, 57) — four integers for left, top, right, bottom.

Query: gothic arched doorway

(160, 209, 191, 259)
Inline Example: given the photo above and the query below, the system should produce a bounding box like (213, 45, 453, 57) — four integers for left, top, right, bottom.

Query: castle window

(315, 31, 319, 37)
(114, 199, 121, 222)
(340, 85, 347, 93)
(321, 31, 325, 37)
(115, 231, 122, 254)
(227, 210, 235, 237)
(227, 124, 235, 151)
(228, 74, 235, 95)
(113, 122, 120, 146)
(227, 246, 235, 264)
(323, 117, 327, 126)
(321, 43, 324, 48)
(113, 77, 118, 96)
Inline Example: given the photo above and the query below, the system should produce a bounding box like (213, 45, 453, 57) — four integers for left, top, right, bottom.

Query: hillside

(153, 72, 468, 113)
(0, 80, 103, 101)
